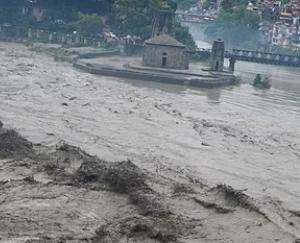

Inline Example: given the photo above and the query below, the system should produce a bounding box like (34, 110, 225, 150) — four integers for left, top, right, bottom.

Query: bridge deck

(195, 48, 300, 67)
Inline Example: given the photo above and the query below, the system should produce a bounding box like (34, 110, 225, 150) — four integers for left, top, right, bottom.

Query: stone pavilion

(142, 34, 189, 70)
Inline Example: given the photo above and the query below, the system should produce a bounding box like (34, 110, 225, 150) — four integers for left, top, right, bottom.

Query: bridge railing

(193, 47, 300, 67)
(230, 49, 300, 66)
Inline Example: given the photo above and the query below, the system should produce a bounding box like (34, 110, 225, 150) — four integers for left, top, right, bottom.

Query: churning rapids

(0, 41, 299, 240)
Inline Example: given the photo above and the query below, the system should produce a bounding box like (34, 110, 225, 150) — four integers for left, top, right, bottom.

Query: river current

(0, 41, 299, 236)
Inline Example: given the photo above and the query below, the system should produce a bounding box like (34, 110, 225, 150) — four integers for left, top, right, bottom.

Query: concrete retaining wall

(77, 50, 120, 59)
(73, 63, 235, 88)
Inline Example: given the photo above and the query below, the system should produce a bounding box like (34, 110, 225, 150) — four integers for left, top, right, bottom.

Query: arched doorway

(162, 52, 167, 67)
(215, 61, 219, 71)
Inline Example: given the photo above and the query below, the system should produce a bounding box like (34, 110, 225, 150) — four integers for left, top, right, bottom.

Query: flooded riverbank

(0, 42, 300, 241)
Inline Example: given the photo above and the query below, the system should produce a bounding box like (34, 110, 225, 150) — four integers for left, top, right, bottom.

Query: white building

(271, 22, 300, 48)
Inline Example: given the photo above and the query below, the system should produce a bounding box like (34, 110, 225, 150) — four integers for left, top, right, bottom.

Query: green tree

(173, 0, 198, 10)
(110, 0, 197, 50)
(174, 21, 197, 50)
(0, 0, 24, 24)
(75, 13, 104, 36)
(219, 6, 260, 29)
(202, 0, 213, 10)
(0, 0, 197, 49)
(110, 0, 163, 38)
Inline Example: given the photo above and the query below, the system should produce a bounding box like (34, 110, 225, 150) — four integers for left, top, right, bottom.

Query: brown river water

(0, 42, 299, 237)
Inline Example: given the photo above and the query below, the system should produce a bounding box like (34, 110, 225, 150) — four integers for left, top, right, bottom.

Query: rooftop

(145, 34, 186, 48)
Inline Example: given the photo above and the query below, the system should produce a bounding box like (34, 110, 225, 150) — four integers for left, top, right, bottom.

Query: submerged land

(0, 42, 300, 242)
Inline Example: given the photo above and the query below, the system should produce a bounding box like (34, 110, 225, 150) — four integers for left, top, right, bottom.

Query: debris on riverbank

(0, 120, 298, 242)
(0, 128, 33, 159)
(253, 74, 271, 89)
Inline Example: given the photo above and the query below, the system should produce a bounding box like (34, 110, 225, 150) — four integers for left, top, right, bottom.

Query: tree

(0, 0, 24, 24)
(202, 0, 213, 10)
(75, 13, 104, 36)
(0, 0, 197, 49)
(110, 0, 163, 38)
(173, 0, 197, 10)
(219, 6, 260, 30)
(174, 21, 197, 50)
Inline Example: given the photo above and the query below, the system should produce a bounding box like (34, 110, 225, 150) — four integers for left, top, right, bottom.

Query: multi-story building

(271, 22, 293, 46)
(266, 0, 300, 49)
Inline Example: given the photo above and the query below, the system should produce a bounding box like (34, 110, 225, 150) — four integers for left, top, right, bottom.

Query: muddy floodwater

(0, 42, 300, 240)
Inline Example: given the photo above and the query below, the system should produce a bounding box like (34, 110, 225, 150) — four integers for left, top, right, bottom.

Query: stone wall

(210, 40, 225, 72)
(0, 25, 102, 47)
(143, 44, 189, 70)
(73, 62, 236, 88)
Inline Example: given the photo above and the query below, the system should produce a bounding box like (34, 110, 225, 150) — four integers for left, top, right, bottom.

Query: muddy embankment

(0, 120, 298, 243)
